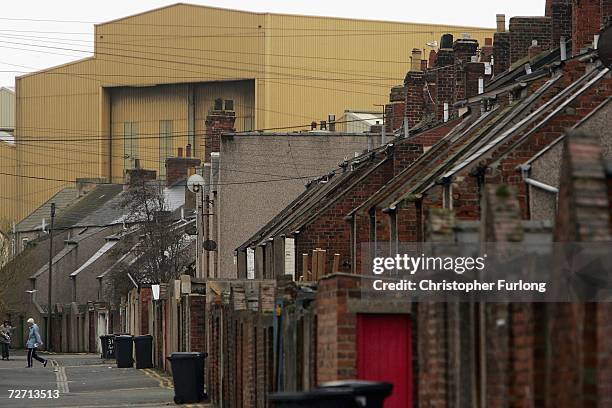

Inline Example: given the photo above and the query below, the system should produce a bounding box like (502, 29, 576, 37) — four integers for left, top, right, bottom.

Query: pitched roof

(16, 188, 79, 233)
(54, 184, 124, 229)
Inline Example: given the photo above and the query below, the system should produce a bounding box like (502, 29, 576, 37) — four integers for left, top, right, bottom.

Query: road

(0, 350, 208, 407)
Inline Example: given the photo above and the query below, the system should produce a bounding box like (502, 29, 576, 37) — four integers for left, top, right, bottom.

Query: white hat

(26, 318, 34, 324)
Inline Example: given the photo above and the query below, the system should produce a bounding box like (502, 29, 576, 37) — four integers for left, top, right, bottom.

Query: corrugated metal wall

(0, 141, 17, 225)
(0, 88, 15, 130)
(12, 3, 494, 221)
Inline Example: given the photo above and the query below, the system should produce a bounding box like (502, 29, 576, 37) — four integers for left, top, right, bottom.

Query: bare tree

(109, 181, 194, 300)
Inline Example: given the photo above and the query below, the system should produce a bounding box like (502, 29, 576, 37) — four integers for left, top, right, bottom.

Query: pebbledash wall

(9, 3, 494, 225)
(216, 131, 383, 278)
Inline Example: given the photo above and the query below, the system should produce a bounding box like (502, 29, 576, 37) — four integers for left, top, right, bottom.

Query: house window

(159, 120, 173, 179)
(123, 122, 139, 170)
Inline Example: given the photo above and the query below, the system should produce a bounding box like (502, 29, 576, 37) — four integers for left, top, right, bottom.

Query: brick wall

(572, 0, 601, 54)
(165, 155, 201, 186)
(296, 159, 394, 278)
(509, 17, 553, 65)
(189, 295, 206, 352)
(493, 32, 511, 74)
(547, 0, 573, 44)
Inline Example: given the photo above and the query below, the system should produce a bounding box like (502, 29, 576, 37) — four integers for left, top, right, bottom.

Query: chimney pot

(311, 121, 317, 130)
(440, 34, 454, 49)
(186, 144, 192, 158)
(178, 147, 183, 157)
(410, 48, 423, 71)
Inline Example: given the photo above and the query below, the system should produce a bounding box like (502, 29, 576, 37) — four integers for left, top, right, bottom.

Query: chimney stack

(204, 107, 236, 163)
(546, 0, 573, 44)
(76, 178, 105, 197)
(124, 168, 156, 190)
(572, 0, 601, 55)
(165, 146, 201, 187)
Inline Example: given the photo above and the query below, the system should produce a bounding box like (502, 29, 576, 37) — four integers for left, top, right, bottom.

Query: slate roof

(16, 187, 79, 232)
(74, 182, 186, 227)
(54, 184, 123, 229)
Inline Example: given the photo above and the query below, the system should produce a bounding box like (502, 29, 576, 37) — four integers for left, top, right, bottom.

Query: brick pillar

(315, 274, 359, 382)
(482, 185, 524, 242)
(554, 129, 610, 242)
(204, 110, 236, 163)
(189, 295, 206, 352)
(572, 0, 601, 54)
(140, 288, 152, 335)
(550, 130, 611, 407)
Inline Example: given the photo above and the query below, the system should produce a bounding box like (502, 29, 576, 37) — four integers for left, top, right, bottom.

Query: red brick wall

(572, 0, 601, 54)
(547, 0, 573, 44)
(509, 17, 553, 65)
(140, 288, 152, 335)
(296, 160, 394, 278)
(189, 295, 206, 352)
(165, 156, 201, 186)
(315, 275, 359, 382)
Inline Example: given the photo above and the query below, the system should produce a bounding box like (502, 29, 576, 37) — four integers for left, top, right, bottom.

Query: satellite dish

(187, 174, 205, 193)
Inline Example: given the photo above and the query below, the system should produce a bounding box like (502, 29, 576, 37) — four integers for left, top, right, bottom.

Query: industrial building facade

(8, 3, 493, 223)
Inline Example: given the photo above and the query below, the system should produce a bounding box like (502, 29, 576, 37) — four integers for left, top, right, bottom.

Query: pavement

(0, 350, 210, 407)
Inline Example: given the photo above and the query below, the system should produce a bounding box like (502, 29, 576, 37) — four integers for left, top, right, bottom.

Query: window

(123, 122, 139, 170)
(159, 120, 173, 179)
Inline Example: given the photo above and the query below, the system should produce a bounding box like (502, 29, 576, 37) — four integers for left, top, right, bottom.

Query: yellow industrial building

(7, 3, 494, 223)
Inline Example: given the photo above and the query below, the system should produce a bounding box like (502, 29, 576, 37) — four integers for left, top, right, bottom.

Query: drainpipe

(518, 164, 559, 194)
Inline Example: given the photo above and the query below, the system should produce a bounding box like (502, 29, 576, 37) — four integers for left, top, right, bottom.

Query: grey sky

(0, 1, 544, 86)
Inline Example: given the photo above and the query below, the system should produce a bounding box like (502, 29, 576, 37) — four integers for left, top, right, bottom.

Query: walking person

(0, 320, 13, 360)
(25, 318, 47, 368)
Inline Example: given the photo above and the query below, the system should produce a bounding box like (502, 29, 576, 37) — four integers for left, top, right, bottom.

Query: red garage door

(357, 314, 412, 408)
